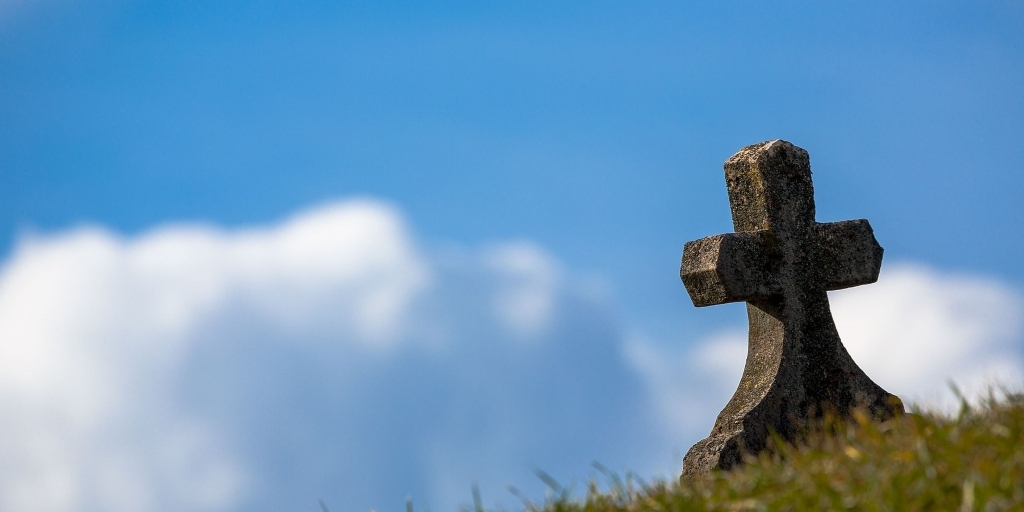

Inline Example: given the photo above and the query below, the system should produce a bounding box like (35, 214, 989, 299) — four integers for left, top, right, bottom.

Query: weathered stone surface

(679, 140, 903, 478)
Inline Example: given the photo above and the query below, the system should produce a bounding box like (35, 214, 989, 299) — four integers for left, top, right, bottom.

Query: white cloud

(832, 263, 1024, 410)
(0, 200, 430, 512)
(2, 200, 1021, 512)
(483, 242, 561, 340)
(629, 263, 1024, 446)
(0, 199, 642, 512)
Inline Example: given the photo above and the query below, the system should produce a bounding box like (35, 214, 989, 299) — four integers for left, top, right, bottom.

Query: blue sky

(0, 1, 1022, 511)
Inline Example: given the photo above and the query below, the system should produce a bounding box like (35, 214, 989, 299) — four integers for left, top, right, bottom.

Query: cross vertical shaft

(679, 140, 903, 477)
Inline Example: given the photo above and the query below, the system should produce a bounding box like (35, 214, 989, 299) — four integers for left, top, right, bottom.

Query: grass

(494, 391, 1024, 512)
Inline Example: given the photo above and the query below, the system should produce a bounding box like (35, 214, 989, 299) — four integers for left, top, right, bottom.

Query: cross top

(679, 140, 903, 477)
(727, 139, 817, 232)
(684, 140, 883, 307)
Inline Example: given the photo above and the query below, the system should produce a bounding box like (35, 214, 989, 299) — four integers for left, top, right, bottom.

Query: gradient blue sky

(1, 2, 1023, 511)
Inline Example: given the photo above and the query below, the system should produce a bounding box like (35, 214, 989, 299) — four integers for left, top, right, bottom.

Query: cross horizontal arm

(681, 230, 780, 307)
(813, 219, 884, 291)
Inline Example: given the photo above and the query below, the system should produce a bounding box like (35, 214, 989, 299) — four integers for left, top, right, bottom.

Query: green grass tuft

(510, 392, 1024, 511)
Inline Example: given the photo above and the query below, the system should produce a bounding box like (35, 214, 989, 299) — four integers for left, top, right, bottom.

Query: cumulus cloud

(2, 200, 1021, 512)
(629, 263, 1024, 444)
(483, 243, 562, 340)
(0, 199, 648, 512)
(833, 264, 1024, 409)
(0, 200, 431, 511)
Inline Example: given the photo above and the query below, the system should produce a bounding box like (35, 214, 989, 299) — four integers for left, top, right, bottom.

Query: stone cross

(679, 140, 903, 477)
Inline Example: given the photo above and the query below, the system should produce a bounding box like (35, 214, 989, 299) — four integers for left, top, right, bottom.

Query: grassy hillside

(501, 392, 1024, 511)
